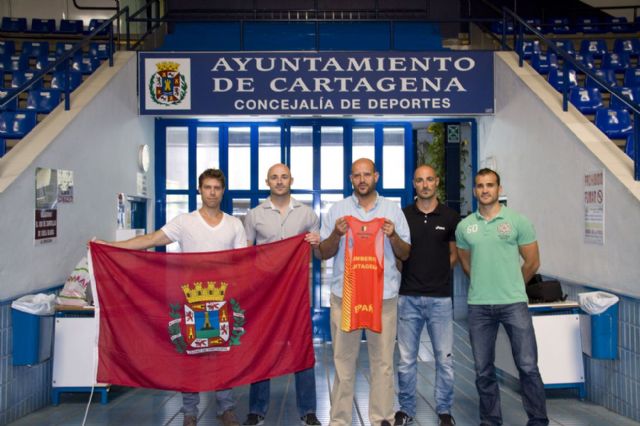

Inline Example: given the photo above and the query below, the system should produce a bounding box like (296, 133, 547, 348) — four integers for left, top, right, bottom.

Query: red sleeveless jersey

(341, 216, 385, 333)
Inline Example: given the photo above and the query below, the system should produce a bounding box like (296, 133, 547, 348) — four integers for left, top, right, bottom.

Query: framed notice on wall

(584, 170, 604, 245)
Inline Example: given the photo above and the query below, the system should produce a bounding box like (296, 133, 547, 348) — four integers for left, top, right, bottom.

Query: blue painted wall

(158, 21, 443, 51)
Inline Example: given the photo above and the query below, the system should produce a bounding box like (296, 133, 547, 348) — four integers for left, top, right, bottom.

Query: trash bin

(11, 293, 56, 365)
(579, 291, 619, 360)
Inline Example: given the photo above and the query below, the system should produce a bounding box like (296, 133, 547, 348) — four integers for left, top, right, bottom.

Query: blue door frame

(154, 117, 477, 340)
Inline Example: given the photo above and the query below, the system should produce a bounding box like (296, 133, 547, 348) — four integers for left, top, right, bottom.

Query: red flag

(89, 234, 314, 392)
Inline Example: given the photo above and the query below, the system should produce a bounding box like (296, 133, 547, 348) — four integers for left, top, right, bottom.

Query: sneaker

(219, 409, 241, 426)
(394, 411, 414, 425)
(242, 413, 264, 426)
(438, 413, 456, 426)
(183, 414, 197, 426)
(300, 413, 321, 425)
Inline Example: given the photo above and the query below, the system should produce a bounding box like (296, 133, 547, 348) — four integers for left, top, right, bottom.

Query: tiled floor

(8, 322, 640, 425)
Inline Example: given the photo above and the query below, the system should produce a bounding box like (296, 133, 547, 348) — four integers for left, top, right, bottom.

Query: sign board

(139, 51, 494, 116)
(584, 170, 605, 245)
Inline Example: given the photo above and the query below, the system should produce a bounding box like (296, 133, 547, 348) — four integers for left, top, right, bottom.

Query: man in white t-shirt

(97, 169, 245, 426)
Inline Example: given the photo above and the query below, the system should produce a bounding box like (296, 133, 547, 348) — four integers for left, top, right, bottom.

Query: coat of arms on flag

(148, 60, 188, 106)
(168, 281, 245, 354)
(89, 234, 315, 392)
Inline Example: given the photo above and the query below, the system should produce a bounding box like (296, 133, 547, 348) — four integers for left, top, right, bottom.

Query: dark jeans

(249, 367, 316, 418)
(468, 302, 549, 426)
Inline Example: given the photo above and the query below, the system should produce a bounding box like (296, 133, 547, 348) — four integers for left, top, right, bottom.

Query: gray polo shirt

(244, 197, 320, 244)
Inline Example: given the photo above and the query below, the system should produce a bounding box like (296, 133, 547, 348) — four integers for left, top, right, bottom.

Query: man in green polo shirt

(455, 168, 548, 426)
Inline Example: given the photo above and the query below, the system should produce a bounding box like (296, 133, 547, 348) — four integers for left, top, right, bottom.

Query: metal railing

(494, 7, 640, 181)
(0, 7, 128, 114)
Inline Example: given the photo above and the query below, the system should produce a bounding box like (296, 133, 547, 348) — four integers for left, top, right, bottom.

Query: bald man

(395, 165, 460, 426)
(318, 158, 411, 426)
(242, 163, 321, 426)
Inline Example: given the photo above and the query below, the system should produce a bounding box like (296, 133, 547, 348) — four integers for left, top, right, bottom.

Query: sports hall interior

(0, 0, 639, 425)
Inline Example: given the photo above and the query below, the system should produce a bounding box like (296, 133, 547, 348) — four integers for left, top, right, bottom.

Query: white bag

(579, 291, 619, 315)
(56, 257, 93, 306)
(11, 293, 56, 315)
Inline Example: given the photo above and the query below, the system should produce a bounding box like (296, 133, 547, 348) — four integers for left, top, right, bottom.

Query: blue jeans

(468, 303, 549, 426)
(249, 367, 317, 417)
(182, 389, 234, 416)
(397, 295, 454, 417)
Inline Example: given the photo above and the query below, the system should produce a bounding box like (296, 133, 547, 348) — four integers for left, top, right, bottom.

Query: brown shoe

(219, 410, 241, 426)
(183, 414, 197, 426)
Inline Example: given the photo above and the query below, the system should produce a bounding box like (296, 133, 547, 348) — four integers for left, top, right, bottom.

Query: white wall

(477, 52, 640, 297)
(0, 53, 154, 301)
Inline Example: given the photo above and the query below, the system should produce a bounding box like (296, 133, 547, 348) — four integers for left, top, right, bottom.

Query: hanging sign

(139, 51, 494, 116)
(584, 170, 605, 245)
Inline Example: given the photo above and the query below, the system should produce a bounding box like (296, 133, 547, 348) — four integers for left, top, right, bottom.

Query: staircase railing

(0, 7, 128, 113)
(496, 7, 640, 181)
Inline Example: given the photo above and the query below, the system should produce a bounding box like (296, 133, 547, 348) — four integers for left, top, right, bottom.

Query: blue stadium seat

(569, 87, 603, 114)
(553, 40, 575, 56)
(524, 19, 543, 34)
(50, 70, 82, 91)
(88, 19, 111, 35)
(0, 55, 29, 72)
(0, 138, 5, 157)
(580, 39, 608, 59)
(606, 17, 630, 33)
(21, 42, 49, 59)
(595, 108, 633, 139)
(11, 71, 43, 90)
(609, 87, 635, 110)
(576, 17, 602, 34)
(0, 90, 19, 111)
(614, 39, 640, 59)
(531, 52, 558, 74)
(72, 56, 100, 75)
(601, 52, 631, 73)
(521, 40, 541, 59)
(570, 53, 595, 73)
(548, 69, 578, 92)
(491, 21, 514, 34)
(30, 18, 56, 33)
(1, 17, 27, 33)
(624, 68, 640, 87)
(586, 69, 617, 91)
(548, 18, 573, 34)
(0, 111, 37, 138)
(55, 42, 83, 61)
(89, 42, 112, 60)
(26, 89, 61, 113)
(34, 54, 60, 72)
(0, 41, 15, 56)
(58, 19, 83, 34)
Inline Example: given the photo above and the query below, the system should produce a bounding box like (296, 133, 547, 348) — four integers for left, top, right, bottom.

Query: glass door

(155, 118, 413, 340)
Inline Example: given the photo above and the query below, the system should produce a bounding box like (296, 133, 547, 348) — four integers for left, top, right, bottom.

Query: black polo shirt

(400, 202, 460, 297)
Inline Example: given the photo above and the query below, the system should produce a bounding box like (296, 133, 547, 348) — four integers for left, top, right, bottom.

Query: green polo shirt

(455, 206, 536, 305)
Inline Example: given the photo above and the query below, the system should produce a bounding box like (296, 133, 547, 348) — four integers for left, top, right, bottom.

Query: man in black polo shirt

(394, 165, 460, 426)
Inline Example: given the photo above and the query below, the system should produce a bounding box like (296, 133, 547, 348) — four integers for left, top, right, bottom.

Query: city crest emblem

(149, 61, 188, 106)
(167, 281, 245, 355)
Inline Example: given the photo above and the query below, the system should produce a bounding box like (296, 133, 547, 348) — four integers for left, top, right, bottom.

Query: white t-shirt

(161, 211, 247, 253)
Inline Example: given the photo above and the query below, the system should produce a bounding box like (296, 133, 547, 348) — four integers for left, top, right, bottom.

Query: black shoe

(438, 413, 456, 426)
(381, 421, 392, 426)
(243, 413, 264, 426)
(394, 411, 414, 425)
(300, 413, 321, 425)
